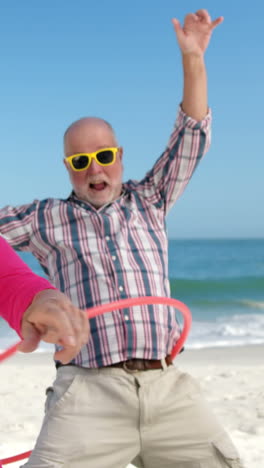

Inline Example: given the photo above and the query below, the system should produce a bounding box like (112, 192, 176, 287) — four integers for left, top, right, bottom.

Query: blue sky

(0, 1, 263, 239)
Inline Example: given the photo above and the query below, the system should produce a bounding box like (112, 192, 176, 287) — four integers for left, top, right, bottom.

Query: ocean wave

(238, 300, 264, 310)
(170, 276, 264, 294)
(1, 314, 264, 353)
(186, 313, 264, 349)
(170, 276, 264, 312)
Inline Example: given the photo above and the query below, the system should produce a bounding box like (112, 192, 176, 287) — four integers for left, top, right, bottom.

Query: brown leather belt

(56, 355, 172, 371)
(106, 355, 173, 372)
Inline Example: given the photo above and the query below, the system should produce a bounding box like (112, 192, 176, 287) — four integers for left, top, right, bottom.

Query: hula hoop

(0, 296, 191, 465)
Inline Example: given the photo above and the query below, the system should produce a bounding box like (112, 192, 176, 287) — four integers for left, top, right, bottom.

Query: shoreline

(176, 343, 264, 366)
(2, 342, 263, 366)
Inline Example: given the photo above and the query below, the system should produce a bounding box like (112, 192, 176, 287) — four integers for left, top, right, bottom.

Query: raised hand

(172, 9, 224, 56)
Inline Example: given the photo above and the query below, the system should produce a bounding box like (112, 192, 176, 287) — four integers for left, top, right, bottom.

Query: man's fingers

(21, 290, 90, 360)
(53, 310, 90, 363)
(195, 9, 211, 22)
(171, 18, 180, 30)
(211, 16, 224, 30)
(47, 305, 89, 347)
(171, 18, 184, 42)
(18, 322, 40, 353)
(29, 304, 86, 342)
(52, 323, 89, 364)
(53, 346, 78, 364)
(32, 305, 90, 360)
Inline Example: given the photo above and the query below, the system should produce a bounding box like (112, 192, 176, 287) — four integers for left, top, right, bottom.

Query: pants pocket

(212, 432, 245, 468)
(44, 370, 82, 415)
(44, 386, 54, 413)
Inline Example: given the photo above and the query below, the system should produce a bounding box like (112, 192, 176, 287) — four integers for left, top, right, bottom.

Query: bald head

(64, 117, 118, 157)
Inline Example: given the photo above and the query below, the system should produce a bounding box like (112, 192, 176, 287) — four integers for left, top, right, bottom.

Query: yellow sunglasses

(65, 147, 119, 172)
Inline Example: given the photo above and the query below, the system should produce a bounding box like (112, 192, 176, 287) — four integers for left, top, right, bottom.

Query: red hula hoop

(0, 296, 191, 465)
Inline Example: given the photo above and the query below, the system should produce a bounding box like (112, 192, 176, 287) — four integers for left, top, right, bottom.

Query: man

(0, 9, 244, 467)
(0, 235, 89, 363)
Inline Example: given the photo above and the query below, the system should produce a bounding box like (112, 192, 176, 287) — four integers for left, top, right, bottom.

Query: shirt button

(105, 236, 110, 241)
(124, 315, 129, 321)
(112, 255, 116, 261)
(119, 285, 124, 292)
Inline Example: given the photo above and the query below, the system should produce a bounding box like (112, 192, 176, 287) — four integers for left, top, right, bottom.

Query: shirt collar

(67, 188, 126, 209)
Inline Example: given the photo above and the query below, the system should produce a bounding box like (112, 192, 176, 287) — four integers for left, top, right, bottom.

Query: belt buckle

(122, 360, 139, 373)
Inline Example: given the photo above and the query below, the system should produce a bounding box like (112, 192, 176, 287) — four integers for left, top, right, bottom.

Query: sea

(1, 238, 264, 352)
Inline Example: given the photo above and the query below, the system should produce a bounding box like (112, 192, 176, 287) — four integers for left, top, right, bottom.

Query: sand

(0, 345, 263, 467)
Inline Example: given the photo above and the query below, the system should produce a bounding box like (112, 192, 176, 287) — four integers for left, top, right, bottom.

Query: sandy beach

(0, 345, 263, 467)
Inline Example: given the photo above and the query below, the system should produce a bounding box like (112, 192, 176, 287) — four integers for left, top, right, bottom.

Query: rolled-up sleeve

(132, 106, 212, 214)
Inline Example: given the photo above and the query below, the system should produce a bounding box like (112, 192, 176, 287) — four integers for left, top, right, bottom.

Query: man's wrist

(182, 52, 205, 73)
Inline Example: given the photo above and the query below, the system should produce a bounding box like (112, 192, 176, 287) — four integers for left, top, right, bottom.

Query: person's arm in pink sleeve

(0, 236, 90, 363)
(0, 236, 54, 334)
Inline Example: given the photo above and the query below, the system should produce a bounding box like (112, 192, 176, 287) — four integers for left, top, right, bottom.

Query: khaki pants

(22, 365, 244, 467)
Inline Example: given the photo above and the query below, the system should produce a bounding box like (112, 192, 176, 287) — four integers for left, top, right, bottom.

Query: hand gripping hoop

(0, 296, 192, 466)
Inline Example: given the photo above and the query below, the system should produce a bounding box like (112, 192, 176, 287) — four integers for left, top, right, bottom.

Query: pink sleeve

(0, 236, 56, 335)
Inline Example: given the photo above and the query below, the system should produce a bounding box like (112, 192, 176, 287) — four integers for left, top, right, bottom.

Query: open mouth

(89, 182, 107, 191)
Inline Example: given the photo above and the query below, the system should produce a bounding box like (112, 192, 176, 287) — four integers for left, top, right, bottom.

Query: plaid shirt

(0, 107, 211, 367)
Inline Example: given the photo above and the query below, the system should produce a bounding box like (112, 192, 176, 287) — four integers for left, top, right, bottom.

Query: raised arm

(172, 9, 223, 121)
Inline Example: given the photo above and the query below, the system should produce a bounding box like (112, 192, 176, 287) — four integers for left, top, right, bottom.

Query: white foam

(1, 314, 264, 353)
(185, 313, 264, 349)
